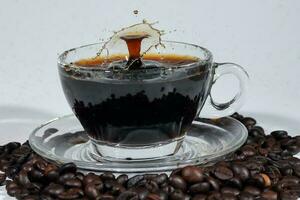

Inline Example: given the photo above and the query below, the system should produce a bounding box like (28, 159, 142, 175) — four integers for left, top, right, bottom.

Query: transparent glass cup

(58, 41, 249, 160)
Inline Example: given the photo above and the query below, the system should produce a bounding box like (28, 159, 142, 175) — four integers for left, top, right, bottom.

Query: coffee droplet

(97, 21, 164, 70)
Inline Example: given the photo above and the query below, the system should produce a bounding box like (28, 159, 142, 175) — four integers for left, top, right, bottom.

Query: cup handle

(199, 62, 249, 118)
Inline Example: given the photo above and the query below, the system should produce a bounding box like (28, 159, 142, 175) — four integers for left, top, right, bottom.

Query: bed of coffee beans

(0, 113, 300, 200)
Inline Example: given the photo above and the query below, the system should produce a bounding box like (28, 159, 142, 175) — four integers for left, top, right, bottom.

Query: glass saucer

(29, 115, 247, 173)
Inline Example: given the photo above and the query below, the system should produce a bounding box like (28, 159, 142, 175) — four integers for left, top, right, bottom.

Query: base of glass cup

(90, 137, 184, 160)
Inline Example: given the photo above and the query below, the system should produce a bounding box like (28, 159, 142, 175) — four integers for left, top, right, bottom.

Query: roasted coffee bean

(46, 169, 59, 181)
(28, 169, 44, 182)
(192, 194, 207, 200)
(117, 191, 139, 200)
(127, 175, 144, 188)
(84, 183, 101, 199)
(75, 172, 84, 181)
(144, 174, 158, 180)
(249, 126, 265, 137)
(131, 186, 149, 199)
(271, 130, 288, 140)
(239, 192, 255, 200)
(44, 183, 65, 197)
(145, 180, 159, 193)
(169, 175, 187, 191)
(205, 177, 220, 191)
(117, 174, 128, 185)
(0, 173, 6, 186)
(100, 194, 115, 200)
(281, 167, 293, 176)
(261, 190, 278, 200)
(207, 191, 222, 200)
(231, 164, 249, 181)
(146, 193, 161, 200)
(226, 176, 242, 189)
(5, 165, 20, 179)
(59, 163, 77, 175)
(22, 195, 40, 200)
(58, 172, 75, 183)
(83, 172, 101, 186)
(169, 190, 188, 200)
(241, 145, 257, 157)
(214, 166, 233, 180)
(221, 187, 240, 196)
(64, 177, 82, 188)
(243, 186, 261, 196)
(189, 182, 210, 193)
(101, 172, 115, 180)
(157, 191, 168, 200)
(4, 142, 21, 153)
(181, 166, 204, 183)
(161, 185, 175, 194)
(58, 188, 83, 199)
(242, 117, 256, 127)
(111, 182, 126, 195)
(280, 190, 298, 200)
(15, 171, 31, 187)
(153, 173, 168, 185)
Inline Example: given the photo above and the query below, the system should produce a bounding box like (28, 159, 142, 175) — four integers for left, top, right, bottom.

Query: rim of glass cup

(57, 40, 213, 72)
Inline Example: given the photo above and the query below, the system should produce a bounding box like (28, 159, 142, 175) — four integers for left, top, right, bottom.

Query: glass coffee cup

(58, 41, 249, 159)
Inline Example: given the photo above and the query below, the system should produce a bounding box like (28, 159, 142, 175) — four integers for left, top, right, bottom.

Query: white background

(0, 0, 300, 199)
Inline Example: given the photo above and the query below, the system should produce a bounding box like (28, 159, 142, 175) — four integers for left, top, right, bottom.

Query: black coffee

(59, 54, 211, 146)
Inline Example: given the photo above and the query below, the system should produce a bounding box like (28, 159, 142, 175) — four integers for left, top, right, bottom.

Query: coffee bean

(243, 186, 261, 196)
(249, 126, 265, 137)
(241, 145, 257, 157)
(46, 169, 59, 181)
(239, 192, 255, 200)
(5, 142, 21, 153)
(117, 174, 128, 185)
(261, 190, 278, 200)
(83, 172, 101, 186)
(117, 191, 139, 200)
(231, 164, 249, 181)
(181, 166, 204, 183)
(64, 177, 82, 188)
(242, 117, 256, 127)
(280, 190, 298, 200)
(22, 195, 39, 200)
(28, 169, 44, 182)
(189, 182, 210, 193)
(145, 180, 159, 193)
(260, 173, 271, 187)
(84, 183, 101, 199)
(206, 176, 220, 191)
(192, 194, 207, 200)
(214, 166, 233, 180)
(15, 171, 31, 187)
(222, 194, 237, 200)
(226, 176, 242, 189)
(153, 173, 168, 185)
(157, 191, 168, 200)
(58, 188, 83, 199)
(169, 175, 187, 191)
(100, 194, 115, 200)
(280, 167, 293, 176)
(111, 182, 126, 195)
(59, 163, 77, 175)
(101, 172, 115, 180)
(131, 186, 149, 199)
(207, 191, 222, 200)
(0, 173, 6, 186)
(58, 172, 75, 184)
(169, 190, 187, 200)
(127, 175, 144, 188)
(146, 193, 160, 200)
(44, 183, 64, 197)
(271, 130, 288, 140)
(221, 187, 240, 196)
(161, 185, 175, 194)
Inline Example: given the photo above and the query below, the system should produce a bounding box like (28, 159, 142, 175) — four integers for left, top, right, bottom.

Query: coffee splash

(97, 21, 164, 70)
